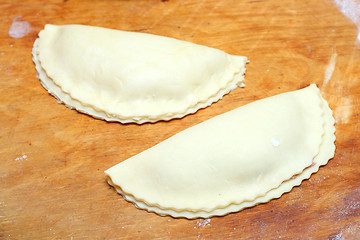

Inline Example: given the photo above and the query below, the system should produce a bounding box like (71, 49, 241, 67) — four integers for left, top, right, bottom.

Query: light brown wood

(1, 0, 359, 239)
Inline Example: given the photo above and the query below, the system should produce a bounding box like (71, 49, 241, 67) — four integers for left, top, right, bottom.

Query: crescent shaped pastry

(32, 24, 247, 124)
(105, 84, 335, 218)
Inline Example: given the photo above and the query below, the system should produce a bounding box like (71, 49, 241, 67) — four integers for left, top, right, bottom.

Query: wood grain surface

(1, 0, 359, 239)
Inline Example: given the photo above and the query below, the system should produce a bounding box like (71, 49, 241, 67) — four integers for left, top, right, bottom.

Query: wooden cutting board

(1, 0, 359, 239)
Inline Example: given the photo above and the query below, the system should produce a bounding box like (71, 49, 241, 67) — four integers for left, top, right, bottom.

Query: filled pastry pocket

(105, 84, 335, 218)
(32, 24, 247, 124)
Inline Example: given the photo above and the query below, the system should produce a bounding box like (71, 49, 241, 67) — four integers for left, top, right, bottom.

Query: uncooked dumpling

(105, 84, 335, 218)
(32, 24, 247, 124)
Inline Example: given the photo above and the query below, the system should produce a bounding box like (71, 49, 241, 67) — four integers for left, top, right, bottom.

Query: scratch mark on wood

(187, 1, 223, 37)
(148, 1, 181, 29)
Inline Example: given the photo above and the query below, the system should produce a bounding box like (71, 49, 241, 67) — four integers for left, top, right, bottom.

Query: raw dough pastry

(105, 84, 335, 218)
(32, 24, 247, 124)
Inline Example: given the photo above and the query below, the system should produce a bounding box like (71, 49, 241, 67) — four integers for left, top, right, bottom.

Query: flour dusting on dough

(271, 137, 280, 147)
(9, 17, 31, 39)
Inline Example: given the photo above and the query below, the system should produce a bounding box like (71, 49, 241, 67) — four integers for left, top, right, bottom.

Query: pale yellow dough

(32, 24, 247, 124)
(105, 84, 335, 218)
